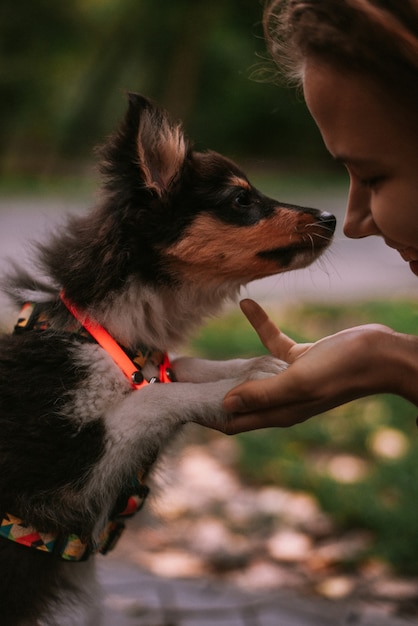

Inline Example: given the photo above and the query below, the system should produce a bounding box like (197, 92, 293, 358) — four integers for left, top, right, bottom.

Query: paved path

(98, 559, 415, 626)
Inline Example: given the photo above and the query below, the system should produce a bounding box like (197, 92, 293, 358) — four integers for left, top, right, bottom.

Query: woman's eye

(234, 190, 253, 207)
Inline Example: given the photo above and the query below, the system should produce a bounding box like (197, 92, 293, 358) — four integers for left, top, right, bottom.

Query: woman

(219, 0, 418, 434)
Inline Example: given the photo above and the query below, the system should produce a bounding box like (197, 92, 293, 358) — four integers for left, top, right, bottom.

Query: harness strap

(60, 293, 175, 389)
(0, 474, 150, 561)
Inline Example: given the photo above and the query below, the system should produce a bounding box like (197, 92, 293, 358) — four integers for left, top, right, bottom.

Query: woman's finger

(224, 409, 302, 434)
(240, 299, 296, 360)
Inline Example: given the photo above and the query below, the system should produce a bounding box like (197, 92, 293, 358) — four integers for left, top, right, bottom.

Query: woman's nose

(343, 183, 380, 239)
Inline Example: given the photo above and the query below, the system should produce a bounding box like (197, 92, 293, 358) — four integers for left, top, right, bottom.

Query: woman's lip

(384, 241, 418, 262)
(383, 240, 418, 272)
(385, 239, 418, 276)
(385, 240, 405, 253)
(399, 249, 418, 262)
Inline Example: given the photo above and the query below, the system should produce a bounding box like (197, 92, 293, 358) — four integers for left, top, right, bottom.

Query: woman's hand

(220, 299, 418, 434)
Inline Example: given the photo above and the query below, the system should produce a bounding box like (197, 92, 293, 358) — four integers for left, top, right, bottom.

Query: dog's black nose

(318, 211, 337, 233)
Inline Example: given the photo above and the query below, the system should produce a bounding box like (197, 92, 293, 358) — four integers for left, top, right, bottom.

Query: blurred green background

(0, 0, 332, 180)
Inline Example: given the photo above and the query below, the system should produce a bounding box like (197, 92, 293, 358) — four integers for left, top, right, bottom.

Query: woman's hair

(263, 0, 418, 94)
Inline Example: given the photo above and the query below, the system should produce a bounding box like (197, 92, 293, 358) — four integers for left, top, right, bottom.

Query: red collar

(60, 292, 175, 389)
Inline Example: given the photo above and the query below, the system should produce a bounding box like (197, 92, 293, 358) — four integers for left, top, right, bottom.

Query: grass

(189, 299, 418, 576)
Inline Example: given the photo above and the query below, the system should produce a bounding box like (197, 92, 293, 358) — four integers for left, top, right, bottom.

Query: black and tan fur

(0, 93, 336, 625)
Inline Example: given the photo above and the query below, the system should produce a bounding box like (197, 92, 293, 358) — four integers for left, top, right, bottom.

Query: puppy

(0, 93, 336, 625)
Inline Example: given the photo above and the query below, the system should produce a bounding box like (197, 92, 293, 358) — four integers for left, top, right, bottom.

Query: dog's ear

(128, 93, 187, 197)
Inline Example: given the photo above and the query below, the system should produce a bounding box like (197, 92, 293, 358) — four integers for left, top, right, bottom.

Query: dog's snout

(318, 211, 337, 233)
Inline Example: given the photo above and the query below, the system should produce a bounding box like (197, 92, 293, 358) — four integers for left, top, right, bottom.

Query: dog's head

(100, 93, 335, 287)
(43, 94, 335, 305)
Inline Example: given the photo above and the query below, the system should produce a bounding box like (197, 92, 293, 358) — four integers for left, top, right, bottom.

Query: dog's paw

(238, 355, 287, 382)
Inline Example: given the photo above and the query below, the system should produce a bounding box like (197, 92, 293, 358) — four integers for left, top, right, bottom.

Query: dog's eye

(234, 190, 253, 208)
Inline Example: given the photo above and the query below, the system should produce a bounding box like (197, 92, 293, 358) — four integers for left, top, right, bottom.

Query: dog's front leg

(103, 379, 236, 454)
(171, 355, 287, 383)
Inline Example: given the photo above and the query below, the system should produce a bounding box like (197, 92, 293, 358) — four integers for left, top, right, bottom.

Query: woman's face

(303, 60, 418, 276)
